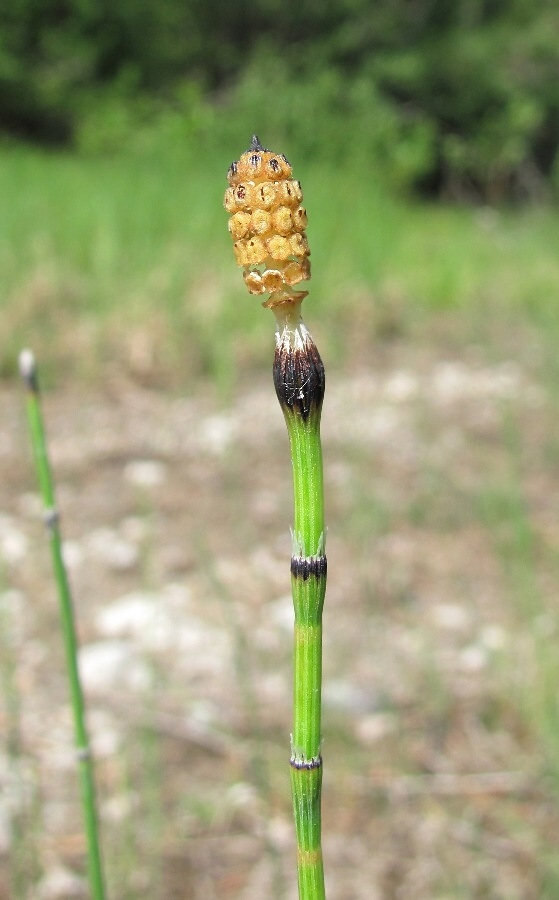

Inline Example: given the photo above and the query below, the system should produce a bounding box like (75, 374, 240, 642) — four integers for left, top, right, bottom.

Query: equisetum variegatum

(225, 136, 327, 900)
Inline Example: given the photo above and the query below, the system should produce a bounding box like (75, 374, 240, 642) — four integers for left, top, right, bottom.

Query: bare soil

(1, 346, 557, 898)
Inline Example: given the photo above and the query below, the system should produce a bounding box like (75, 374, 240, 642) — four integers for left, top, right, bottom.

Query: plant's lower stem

(19, 351, 107, 900)
(272, 303, 326, 899)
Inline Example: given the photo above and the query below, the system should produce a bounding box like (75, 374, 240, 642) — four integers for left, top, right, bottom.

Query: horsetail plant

(225, 136, 327, 899)
(19, 349, 107, 900)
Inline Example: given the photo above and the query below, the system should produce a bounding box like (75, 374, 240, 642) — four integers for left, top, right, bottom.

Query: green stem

(19, 350, 107, 900)
(272, 304, 326, 899)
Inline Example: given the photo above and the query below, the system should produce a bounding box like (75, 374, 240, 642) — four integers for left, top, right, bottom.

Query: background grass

(3, 141, 559, 389)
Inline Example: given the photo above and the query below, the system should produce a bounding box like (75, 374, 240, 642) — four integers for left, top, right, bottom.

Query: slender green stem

(19, 350, 107, 900)
(273, 304, 326, 899)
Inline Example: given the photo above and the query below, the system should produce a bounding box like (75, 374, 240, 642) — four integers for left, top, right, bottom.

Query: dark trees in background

(2, 0, 558, 198)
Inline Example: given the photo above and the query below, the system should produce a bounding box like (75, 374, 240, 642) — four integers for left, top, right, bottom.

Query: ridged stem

(272, 303, 326, 899)
(19, 350, 107, 900)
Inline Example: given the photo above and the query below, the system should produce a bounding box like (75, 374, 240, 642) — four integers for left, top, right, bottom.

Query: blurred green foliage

(3, 138, 559, 387)
(1, 0, 559, 199)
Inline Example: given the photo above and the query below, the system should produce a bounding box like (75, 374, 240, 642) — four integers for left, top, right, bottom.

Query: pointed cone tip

(250, 134, 264, 151)
(19, 348, 36, 380)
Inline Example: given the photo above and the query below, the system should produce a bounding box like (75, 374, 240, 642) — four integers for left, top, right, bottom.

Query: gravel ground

(0, 350, 557, 899)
